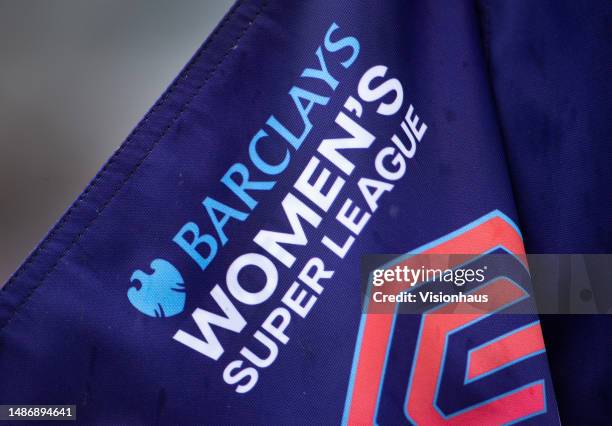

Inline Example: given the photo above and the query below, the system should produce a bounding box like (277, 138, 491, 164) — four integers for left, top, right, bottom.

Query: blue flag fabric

(0, 0, 610, 424)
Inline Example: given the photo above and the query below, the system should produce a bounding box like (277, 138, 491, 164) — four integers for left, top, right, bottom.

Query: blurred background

(0, 0, 235, 285)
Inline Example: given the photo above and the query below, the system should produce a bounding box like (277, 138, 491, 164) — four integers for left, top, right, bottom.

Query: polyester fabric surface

(0, 1, 610, 424)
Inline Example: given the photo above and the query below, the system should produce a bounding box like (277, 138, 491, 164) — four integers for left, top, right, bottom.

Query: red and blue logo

(342, 211, 557, 425)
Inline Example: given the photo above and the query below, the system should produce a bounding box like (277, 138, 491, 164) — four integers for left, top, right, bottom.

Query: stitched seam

(0, 0, 268, 334)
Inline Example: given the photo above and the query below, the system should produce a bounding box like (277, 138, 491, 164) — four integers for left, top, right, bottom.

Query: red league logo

(342, 211, 548, 425)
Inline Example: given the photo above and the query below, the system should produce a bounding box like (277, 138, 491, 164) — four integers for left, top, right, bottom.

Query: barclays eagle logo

(128, 259, 185, 318)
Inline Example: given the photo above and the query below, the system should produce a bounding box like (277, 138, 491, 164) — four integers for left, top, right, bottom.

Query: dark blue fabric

(480, 1, 612, 424)
(0, 0, 609, 424)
